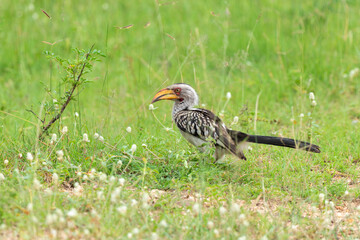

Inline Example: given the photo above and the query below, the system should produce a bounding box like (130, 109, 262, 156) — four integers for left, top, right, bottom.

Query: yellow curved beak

(151, 88, 180, 103)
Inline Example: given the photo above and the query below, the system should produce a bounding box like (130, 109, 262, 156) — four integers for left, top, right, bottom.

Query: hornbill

(151, 83, 320, 161)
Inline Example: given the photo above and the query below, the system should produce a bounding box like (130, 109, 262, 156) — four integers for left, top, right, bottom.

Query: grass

(1, 0, 360, 239)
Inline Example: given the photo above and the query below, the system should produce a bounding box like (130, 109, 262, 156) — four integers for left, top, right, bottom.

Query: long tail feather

(247, 135, 320, 153)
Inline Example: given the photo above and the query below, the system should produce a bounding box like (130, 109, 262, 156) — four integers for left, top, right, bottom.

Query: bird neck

(172, 101, 191, 117)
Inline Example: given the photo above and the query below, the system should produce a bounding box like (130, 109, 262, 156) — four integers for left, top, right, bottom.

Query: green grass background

(0, 0, 359, 239)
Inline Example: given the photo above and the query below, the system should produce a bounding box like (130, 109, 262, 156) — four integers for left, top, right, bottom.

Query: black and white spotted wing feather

(174, 108, 247, 160)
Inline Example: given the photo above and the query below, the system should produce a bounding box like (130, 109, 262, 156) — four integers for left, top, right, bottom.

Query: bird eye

(174, 88, 180, 93)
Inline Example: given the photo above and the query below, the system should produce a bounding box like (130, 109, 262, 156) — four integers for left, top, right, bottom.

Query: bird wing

(174, 108, 239, 155)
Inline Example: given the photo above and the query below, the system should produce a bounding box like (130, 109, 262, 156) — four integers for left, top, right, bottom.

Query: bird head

(151, 83, 199, 108)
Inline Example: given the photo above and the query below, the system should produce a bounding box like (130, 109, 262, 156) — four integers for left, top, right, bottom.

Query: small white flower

(238, 214, 246, 221)
(319, 193, 325, 202)
(111, 187, 122, 203)
(82, 133, 90, 142)
(344, 190, 349, 196)
(56, 150, 64, 160)
(74, 112, 79, 117)
(192, 203, 200, 214)
(151, 232, 159, 240)
(142, 143, 147, 147)
(50, 134, 57, 144)
(127, 233, 133, 238)
(84, 229, 90, 235)
(131, 199, 138, 206)
(132, 228, 140, 235)
(97, 191, 104, 200)
(201, 103, 206, 107)
(159, 220, 168, 228)
(309, 92, 315, 101)
(46, 213, 57, 225)
(73, 183, 83, 196)
(33, 178, 41, 190)
(99, 173, 107, 182)
(4, 160, 9, 165)
(149, 104, 156, 111)
(226, 92, 232, 100)
(52, 173, 59, 184)
(83, 175, 88, 180)
(232, 116, 239, 124)
(213, 229, 220, 237)
(329, 201, 335, 208)
(26, 152, 33, 161)
(207, 220, 214, 229)
(116, 205, 127, 215)
(94, 133, 100, 139)
(299, 113, 304, 118)
(119, 178, 125, 186)
(142, 192, 150, 202)
(230, 203, 240, 213)
(349, 67, 359, 79)
(219, 206, 227, 215)
(18, 153, 23, 158)
(67, 208, 78, 218)
(238, 236, 246, 240)
(131, 144, 137, 153)
(27, 203, 33, 212)
(109, 176, 116, 182)
(0, 173, 5, 181)
(61, 126, 68, 134)
(311, 100, 317, 106)
(126, 126, 132, 133)
(98, 136, 105, 142)
(247, 146, 253, 151)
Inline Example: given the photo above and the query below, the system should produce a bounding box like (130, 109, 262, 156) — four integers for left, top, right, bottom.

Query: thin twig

(26, 109, 45, 123)
(38, 44, 95, 139)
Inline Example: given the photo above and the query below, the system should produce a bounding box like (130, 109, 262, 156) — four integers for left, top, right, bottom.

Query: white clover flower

(230, 203, 240, 213)
(149, 104, 156, 111)
(116, 205, 127, 215)
(67, 208, 78, 218)
(56, 150, 64, 161)
(207, 220, 214, 229)
(226, 92, 232, 100)
(232, 116, 239, 124)
(98, 136, 105, 142)
(299, 113, 304, 118)
(132, 228, 140, 235)
(0, 173, 5, 181)
(97, 191, 104, 200)
(319, 193, 325, 202)
(142, 143, 147, 147)
(127, 233, 133, 238)
(111, 187, 122, 203)
(94, 133, 100, 139)
(247, 146, 253, 151)
(99, 173, 107, 182)
(309, 92, 315, 101)
(311, 100, 317, 107)
(213, 229, 220, 237)
(142, 192, 150, 202)
(131, 144, 137, 153)
(192, 203, 200, 214)
(61, 126, 68, 134)
(119, 178, 125, 186)
(151, 232, 159, 240)
(117, 160, 123, 167)
(74, 112, 79, 117)
(52, 173, 59, 184)
(33, 178, 41, 190)
(53, 99, 58, 103)
(73, 183, 83, 196)
(46, 213, 57, 225)
(83, 229, 90, 235)
(219, 206, 227, 215)
(126, 126, 132, 133)
(50, 133, 57, 144)
(238, 213, 246, 221)
(18, 153, 23, 158)
(349, 67, 359, 79)
(238, 236, 246, 240)
(344, 190, 349, 196)
(159, 220, 168, 228)
(4, 160, 9, 165)
(83, 175, 88, 181)
(82, 133, 90, 142)
(109, 176, 116, 182)
(27, 203, 33, 212)
(131, 199, 138, 206)
(26, 152, 33, 161)
(329, 201, 335, 208)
